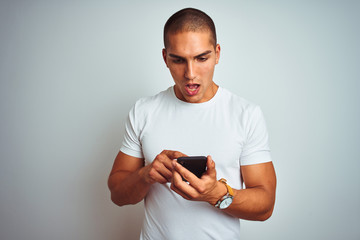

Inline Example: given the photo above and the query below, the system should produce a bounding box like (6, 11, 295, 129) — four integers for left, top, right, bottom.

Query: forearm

(108, 168, 151, 206)
(223, 187, 275, 221)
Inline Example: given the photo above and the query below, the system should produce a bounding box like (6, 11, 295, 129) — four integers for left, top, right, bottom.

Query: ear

(215, 44, 221, 65)
(162, 48, 169, 67)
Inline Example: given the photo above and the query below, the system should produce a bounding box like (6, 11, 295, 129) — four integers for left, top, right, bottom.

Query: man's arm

(223, 161, 276, 220)
(171, 156, 276, 221)
(108, 151, 148, 206)
(108, 150, 186, 206)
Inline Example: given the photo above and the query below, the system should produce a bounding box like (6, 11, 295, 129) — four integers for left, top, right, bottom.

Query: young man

(108, 8, 276, 239)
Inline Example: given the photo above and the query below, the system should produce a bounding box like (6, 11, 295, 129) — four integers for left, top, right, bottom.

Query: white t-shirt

(120, 86, 272, 240)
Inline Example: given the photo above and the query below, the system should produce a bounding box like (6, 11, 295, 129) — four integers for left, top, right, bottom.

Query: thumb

(206, 155, 216, 177)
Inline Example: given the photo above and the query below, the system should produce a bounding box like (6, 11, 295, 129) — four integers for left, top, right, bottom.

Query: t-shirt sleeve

(119, 105, 144, 159)
(240, 105, 272, 166)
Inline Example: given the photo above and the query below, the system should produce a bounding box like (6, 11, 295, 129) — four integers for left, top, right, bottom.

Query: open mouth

(185, 84, 200, 96)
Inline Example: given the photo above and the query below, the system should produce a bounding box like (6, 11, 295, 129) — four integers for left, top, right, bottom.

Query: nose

(184, 61, 196, 80)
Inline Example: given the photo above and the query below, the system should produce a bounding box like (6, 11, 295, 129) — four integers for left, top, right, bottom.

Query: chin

(186, 96, 203, 103)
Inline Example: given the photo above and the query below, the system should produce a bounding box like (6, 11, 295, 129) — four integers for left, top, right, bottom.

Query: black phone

(177, 156, 207, 180)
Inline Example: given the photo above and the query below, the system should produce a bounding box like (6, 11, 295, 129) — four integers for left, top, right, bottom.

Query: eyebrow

(169, 50, 212, 59)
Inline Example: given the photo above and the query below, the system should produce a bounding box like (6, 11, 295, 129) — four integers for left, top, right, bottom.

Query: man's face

(163, 31, 220, 103)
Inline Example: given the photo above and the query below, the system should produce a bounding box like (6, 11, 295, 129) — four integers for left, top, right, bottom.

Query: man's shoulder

(132, 87, 172, 112)
(219, 87, 259, 112)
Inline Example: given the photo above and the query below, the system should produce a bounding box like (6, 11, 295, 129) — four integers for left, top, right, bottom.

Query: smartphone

(177, 156, 207, 180)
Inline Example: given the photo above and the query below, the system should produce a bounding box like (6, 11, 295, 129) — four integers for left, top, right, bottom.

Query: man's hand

(141, 150, 187, 184)
(170, 155, 227, 205)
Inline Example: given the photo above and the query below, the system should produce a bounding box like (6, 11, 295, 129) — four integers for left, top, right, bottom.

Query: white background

(0, 0, 359, 239)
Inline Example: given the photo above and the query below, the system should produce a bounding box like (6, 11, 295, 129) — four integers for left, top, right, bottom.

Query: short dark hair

(163, 8, 217, 49)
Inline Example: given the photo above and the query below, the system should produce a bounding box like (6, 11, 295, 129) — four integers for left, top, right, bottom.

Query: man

(108, 8, 276, 239)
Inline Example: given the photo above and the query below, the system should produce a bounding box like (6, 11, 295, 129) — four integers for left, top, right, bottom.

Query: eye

(197, 57, 208, 62)
(172, 58, 185, 64)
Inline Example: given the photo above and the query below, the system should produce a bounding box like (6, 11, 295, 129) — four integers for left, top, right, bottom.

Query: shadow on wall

(72, 106, 146, 240)
(111, 203, 145, 240)
(83, 148, 145, 240)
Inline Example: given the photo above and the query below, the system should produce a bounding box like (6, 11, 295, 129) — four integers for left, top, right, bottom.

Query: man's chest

(140, 108, 246, 172)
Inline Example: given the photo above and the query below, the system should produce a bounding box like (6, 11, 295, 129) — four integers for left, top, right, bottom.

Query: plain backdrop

(0, 0, 359, 239)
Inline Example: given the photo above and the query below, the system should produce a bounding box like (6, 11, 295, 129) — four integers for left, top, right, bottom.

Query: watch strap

(214, 178, 234, 208)
(219, 178, 233, 196)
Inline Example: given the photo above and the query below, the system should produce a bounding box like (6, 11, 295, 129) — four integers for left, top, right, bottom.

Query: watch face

(219, 197, 233, 209)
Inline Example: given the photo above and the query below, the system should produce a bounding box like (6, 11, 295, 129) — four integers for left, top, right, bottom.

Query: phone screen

(177, 156, 207, 179)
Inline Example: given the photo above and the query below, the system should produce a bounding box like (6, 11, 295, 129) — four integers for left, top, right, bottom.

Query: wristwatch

(214, 178, 234, 209)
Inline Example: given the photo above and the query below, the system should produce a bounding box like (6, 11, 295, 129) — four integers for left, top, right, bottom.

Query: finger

(151, 158, 172, 182)
(173, 161, 204, 196)
(171, 187, 191, 200)
(161, 150, 188, 160)
(152, 156, 173, 177)
(170, 171, 192, 200)
(148, 167, 169, 184)
(154, 153, 175, 172)
(160, 168, 173, 182)
(173, 160, 199, 183)
(204, 155, 216, 178)
(171, 186, 191, 200)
